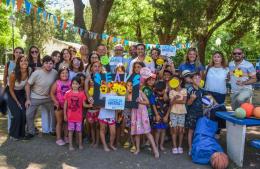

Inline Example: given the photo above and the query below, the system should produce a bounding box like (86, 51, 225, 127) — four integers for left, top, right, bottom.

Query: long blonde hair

(185, 48, 202, 69)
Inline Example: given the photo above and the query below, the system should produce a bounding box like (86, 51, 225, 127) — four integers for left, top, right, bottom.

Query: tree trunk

(197, 36, 208, 65)
(73, 0, 114, 51)
(158, 34, 176, 45)
(136, 22, 142, 42)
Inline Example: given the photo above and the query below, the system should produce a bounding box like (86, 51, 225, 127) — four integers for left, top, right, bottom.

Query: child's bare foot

(103, 146, 110, 152)
(109, 144, 117, 151)
(69, 146, 75, 151)
(154, 150, 160, 158)
(160, 145, 165, 151)
(79, 145, 83, 150)
(133, 150, 140, 155)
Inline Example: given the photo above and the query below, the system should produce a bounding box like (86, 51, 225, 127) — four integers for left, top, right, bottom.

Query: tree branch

(207, 2, 239, 39)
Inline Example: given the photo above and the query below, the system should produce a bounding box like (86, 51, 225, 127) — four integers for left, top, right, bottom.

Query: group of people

(1, 43, 257, 159)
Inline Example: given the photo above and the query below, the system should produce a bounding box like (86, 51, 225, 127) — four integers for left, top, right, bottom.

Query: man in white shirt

(128, 44, 155, 74)
(229, 48, 257, 110)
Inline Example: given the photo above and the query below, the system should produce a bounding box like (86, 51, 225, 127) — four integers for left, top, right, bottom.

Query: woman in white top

(7, 55, 30, 140)
(58, 48, 71, 70)
(204, 51, 229, 104)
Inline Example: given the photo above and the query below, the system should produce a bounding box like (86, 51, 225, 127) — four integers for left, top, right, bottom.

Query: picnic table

(216, 111, 260, 167)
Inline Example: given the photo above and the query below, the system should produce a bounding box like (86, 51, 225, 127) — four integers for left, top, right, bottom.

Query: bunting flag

(6, 0, 11, 6)
(11, 0, 15, 9)
(17, 0, 24, 11)
(25, 0, 31, 15)
(6, 0, 192, 50)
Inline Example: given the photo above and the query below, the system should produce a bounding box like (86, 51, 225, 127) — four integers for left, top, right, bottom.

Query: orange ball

(211, 152, 229, 169)
(253, 107, 260, 118)
(240, 103, 254, 117)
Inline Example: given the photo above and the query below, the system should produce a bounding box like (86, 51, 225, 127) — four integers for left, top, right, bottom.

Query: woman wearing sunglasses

(28, 46, 42, 72)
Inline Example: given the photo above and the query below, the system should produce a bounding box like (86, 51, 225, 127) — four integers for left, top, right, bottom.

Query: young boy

(185, 72, 205, 155)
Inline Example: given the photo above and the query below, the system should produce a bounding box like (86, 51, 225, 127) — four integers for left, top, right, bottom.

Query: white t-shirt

(229, 60, 256, 93)
(129, 56, 155, 75)
(98, 93, 116, 119)
(205, 67, 229, 94)
(28, 69, 57, 99)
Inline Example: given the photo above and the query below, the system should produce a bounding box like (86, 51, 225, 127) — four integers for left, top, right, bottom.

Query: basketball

(211, 152, 229, 169)
(234, 108, 246, 119)
(240, 103, 254, 117)
(253, 107, 260, 118)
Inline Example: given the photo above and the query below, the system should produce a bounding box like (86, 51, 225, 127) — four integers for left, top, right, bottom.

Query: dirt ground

(0, 115, 259, 169)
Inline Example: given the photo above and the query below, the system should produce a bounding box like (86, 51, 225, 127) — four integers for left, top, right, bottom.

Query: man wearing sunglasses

(229, 48, 257, 110)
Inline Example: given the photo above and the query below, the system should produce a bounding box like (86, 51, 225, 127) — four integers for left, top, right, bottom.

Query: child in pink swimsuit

(50, 68, 71, 146)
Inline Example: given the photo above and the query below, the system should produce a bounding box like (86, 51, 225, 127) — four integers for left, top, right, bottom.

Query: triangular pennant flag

(43, 11, 47, 23)
(48, 13, 52, 21)
(112, 37, 117, 43)
(11, 0, 15, 9)
(6, 0, 11, 6)
(186, 42, 191, 48)
(121, 39, 124, 44)
(53, 15, 58, 26)
(33, 6, 37, 20)
(17, 0, 24, 11)
(73, 26, 78, 33)
(25, 0, 31, 15)
(124, 40, 129, 46)
(59, 19, 64, 30)
(0, 0, 2, 6)
(109, 36, 113, 43)
(63, 21, 67, 31)
(101, 33, 106, 40)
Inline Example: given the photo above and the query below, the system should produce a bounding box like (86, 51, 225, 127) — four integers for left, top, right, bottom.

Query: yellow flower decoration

(156, 58, 165, 66)
(117, 84, 127, 96)
(88, 87, 94, 96)
(200, 80, 205, 88)
(100, 84, 108, 94)
(144, 56, 153, 64)
(169, 78, 180, 89)
(233, 68, 243, 78)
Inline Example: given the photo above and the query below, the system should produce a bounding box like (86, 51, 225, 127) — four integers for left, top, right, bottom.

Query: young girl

(152, 81, 168, 151)
(50, 68, 71, 145)
(85, 61, 102, 147)
(131, 87, 159, 158)
(186, 72, 204, 155)
(98, 89, 117, 152)
(69, 57, 84, 80)
(166, 76, 187, 154)
(64, 76, 91, 150)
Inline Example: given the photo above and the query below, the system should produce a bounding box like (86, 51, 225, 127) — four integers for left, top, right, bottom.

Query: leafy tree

(73, 0, 114, 51)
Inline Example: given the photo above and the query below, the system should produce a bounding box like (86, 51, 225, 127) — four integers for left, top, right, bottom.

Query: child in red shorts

(64, 76, 92, 151)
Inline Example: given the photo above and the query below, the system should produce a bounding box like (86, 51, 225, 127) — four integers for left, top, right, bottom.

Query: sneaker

(177, 147, 183, 154)
(172, 148, 178, 154)
(56, 139, 66, 146)
(130, 146, 136, 153)
(9, 136, 19, 141)
(24, 134, 34, 140)
(64, 137, 69, 144)
(188, 151, 192, 156)
(123, 141, 130, 148)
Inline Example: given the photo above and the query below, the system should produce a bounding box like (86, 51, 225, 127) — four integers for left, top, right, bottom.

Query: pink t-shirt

(55, 80, 71, 108)
(64, 90, 87, 122)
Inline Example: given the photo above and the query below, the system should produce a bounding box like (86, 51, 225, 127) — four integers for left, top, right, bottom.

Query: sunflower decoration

(200, 80, 205, 88)
(156, 58, 165, 66)
(144, 56, 153, 64)
(169, 78, 180, 89)
(88, 87, 94, 96)
(233, 68, 243, 78)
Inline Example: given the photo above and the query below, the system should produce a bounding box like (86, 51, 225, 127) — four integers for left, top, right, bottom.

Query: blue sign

(105, 95, 126, 110)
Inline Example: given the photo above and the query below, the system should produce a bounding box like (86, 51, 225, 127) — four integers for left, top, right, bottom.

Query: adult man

(110, 44, 129, 73)
(97, 44, 110, 72)
(229, 48, 257, 110)
(129, 43, 155, 74)
(25, 56, 57, 139)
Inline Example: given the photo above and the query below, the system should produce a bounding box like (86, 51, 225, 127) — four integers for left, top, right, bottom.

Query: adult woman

(204, 51, 229, 104)
(3, 47, 24, 132)
(59, 48, 71, 70)
(51, 50, 61, 71)
(3, 47, 24, 88)
(80, 45, 89, 67)
(69, 57, 84, 80)
(7, 55, 30, 140)
(178, 48, 204, 76)
(85, 52, 100, 77)
(28, 46, 42, 72)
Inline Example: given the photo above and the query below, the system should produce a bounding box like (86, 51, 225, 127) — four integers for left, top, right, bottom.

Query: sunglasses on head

(233, 52, 242, 55)
(31, 50, 38, 54)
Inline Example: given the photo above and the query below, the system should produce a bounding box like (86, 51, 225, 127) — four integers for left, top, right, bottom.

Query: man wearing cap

(110, 44, 129, 73)
(229, 48, 257, 110)
(129, 44, 155, 75)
